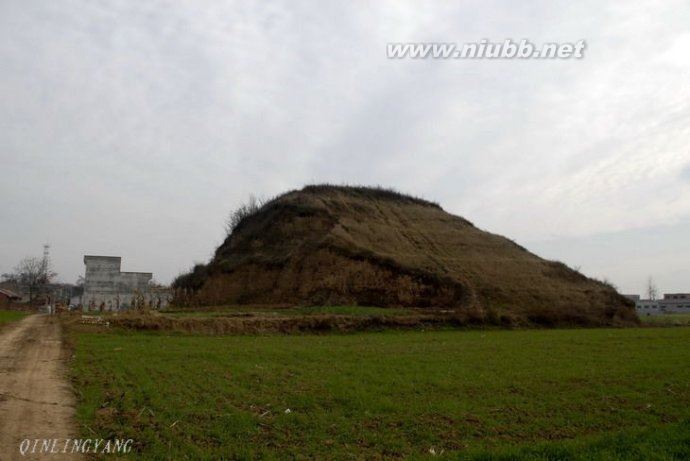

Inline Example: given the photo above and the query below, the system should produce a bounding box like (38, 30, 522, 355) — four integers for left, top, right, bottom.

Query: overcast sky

(1, 1, 688, 295)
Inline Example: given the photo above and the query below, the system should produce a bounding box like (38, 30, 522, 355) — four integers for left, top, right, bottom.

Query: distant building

(636, 299, 661, 316)
(82, 255, 170, 311)
(623, 293, 690, 316)
(0, 282, 29, 303)
(0, 288, 21, 307)
(659, 293, 690, 313)
(43, 283, 80, 305)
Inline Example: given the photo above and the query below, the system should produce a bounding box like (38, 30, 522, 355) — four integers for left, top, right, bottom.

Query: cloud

(0, 0, 689, 288)
(681, 164, 690, 182)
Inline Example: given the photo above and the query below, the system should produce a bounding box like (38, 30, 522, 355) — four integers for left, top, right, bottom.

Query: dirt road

(0, 315, 80, 460)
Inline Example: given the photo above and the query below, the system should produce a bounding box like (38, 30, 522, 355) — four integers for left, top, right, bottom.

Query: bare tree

(72, 275, 85, 299)
(4, 256, 57, 302)
(0, 272, 18, 284)
(646, 276, 659, 301)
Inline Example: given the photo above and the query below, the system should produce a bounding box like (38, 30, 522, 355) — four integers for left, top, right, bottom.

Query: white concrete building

(623, 294, 661, 316)
(636, 299, 662, 316)
(82, 255, 169, 311)
(623, 293, 690, 316)
(659, 293, 690, 313)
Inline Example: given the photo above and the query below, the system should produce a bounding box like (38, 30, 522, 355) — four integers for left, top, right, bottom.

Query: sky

(0, 0, 688, 295)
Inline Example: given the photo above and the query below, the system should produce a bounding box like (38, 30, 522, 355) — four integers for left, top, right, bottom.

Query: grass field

(69, 327, 690, 460)
(640, 313, 690, 327)
(0, 309, 27, 324)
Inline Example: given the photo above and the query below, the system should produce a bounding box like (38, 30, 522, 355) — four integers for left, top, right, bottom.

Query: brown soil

(174, 185, 637, 327)
(0, 315, 80, 460)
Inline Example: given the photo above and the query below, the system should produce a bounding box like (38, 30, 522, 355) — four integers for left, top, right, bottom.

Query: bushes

(171, 263, 208, 291)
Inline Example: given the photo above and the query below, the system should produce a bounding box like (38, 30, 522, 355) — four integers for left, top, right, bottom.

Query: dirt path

(0, 314, 80, 460)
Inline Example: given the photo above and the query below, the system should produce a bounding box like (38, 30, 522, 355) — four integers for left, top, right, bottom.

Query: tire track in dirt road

(0, 315, 81, 460)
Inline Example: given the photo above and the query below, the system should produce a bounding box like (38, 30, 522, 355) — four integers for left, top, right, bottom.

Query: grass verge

(0, 309, 28, 324)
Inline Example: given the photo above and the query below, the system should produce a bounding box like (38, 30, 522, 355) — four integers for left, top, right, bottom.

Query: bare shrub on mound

(225, 195, 267, 236)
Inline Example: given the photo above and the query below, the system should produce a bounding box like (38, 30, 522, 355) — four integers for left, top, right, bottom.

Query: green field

(640, 313, 690, 327)
(0, 309, 27, 324)
(69, 327, 690, 460)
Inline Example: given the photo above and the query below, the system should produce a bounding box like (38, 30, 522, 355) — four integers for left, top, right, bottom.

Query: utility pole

(42, 243, 52, 311)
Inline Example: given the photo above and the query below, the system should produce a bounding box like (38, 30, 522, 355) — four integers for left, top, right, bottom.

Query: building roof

(84, 255, 122, 263)
(0, 288, 21, 299)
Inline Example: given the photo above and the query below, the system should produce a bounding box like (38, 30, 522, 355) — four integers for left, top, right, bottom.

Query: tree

(72, 276, 85, 298)
(4, 256, 57, 302)
(646, 276, 658, 301)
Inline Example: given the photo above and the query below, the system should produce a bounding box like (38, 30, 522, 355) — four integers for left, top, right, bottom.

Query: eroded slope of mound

(174, 185, 636, 326)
